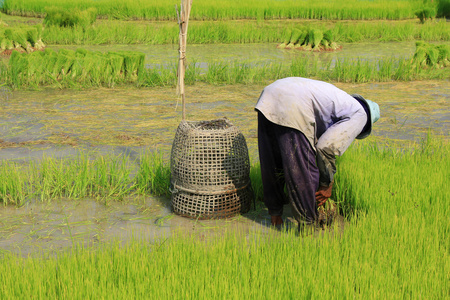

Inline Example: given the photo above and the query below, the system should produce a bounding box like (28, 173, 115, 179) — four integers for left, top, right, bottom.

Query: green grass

(2, 0, 425, 21)
(0, 137, 448, 299)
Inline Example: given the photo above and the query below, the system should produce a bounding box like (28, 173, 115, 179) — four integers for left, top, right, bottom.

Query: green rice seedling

(75, 48, 88, 56)
(8, 51, 28, 88)
(30, 154, 136, 200)
(321, 29, 337, 50)
(413, 41, 450, 67)
(44, 6, 97, 28)
(12, 28, 31, 51)
(69, 55, 83, 81)
(249, 161, 263, 202)
(118, 51, 145, 81)
(26, 27, 38, 47)
(43, 6, 64, 27)
(437, 44, 450, 66)
(277, 29, 291, 49)
(0, 161, 28, 205)
(76, 7, 98, 28)
(107, 52, 125, 80)
(135, 150, 171, 197)
(0, 38, 13, 51)
(3, 28, 13, 41)
(310, 28, 324, 51)
(27, 50, 45, 86)
(28, 25, 45, 50)
(285, 28, 302, 49)
(42, 48, 58, 80)
(294, 30, 307, 49)
(437, 0, 450, 18)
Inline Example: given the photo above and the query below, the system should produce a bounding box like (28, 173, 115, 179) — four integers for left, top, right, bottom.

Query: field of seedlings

(0, 0, 449, 298)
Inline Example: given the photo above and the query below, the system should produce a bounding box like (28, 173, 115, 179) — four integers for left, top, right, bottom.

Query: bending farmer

(255, 77, 380, 226)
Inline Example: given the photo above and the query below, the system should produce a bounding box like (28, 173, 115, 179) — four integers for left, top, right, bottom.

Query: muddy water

(0, 81, 448, 161)
(0, 80, 448, 255)
(1, 195, 327, 256)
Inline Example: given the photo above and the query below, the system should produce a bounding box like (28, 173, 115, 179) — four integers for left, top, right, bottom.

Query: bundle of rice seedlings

(415, 7, 436, 23)
(1, 38, 14, 51)
(52, 52, 69, 77)
(286, 28, 302, 49)
(75, 48, 88, 57)
(309, 29, 323, 51)
(89, 53, 106, 84)
(3, 28, 13, 41)
(44, 6, 97, 28)
(70, 55, 84, 80)
(437, 0, 450, 18)
(108, 52, 125, 79)
(321, 29, 332, 50)
(62, 51, 76, 76)
(277, 29, 292, 49)
(26, 27, 38, 47)
(9, 51, 29, 87)
(8, 50, 22, 67)
(437, 44, 450, 67)
(119, 51, 145, 80)
(33, 25, 45, 50)
(27, 51, 45, 84)
(43, 7, 65, 27)
(77, 7, 98, 28)
(413, 41, 449, 67)
(294, 30, 307, 49)
(12, 29, 32, 52)
(300, 30, 313, 51)
(426, 45, 439, 66)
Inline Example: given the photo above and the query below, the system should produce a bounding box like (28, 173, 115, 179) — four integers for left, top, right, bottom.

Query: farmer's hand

(316, 184, 333, 207)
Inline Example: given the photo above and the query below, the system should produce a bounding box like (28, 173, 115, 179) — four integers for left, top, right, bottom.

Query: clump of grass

(43, 6, 97, 28)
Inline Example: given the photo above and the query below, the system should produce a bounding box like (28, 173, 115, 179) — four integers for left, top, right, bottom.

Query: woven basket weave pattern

(170, 119, 252, 218)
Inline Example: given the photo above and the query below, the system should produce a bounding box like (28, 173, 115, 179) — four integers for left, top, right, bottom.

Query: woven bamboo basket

(170, 118, 252, 219)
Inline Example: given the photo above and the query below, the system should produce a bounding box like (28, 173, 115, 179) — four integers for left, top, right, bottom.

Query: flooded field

(0, 79, 448, 255)
(1, 80, 448, 161)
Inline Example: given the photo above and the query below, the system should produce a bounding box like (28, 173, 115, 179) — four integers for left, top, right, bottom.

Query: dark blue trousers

(257, 112, 319, 223)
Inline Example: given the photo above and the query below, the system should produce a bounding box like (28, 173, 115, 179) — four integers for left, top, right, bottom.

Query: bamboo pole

(176, 0, 192, 120)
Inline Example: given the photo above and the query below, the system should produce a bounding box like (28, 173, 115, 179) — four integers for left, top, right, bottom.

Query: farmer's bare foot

(271, 215, 283, 226)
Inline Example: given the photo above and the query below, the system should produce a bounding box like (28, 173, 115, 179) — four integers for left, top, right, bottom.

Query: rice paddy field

(0, 0, 449, 298)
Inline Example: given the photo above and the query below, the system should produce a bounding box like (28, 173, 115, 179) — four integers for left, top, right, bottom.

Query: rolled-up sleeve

(316, 110, 367, 186)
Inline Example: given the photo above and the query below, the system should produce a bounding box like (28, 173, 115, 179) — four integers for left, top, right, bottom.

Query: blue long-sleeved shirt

(255, 77, 367, 186)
